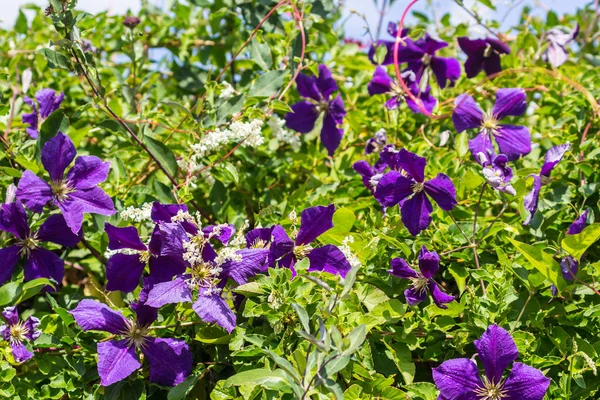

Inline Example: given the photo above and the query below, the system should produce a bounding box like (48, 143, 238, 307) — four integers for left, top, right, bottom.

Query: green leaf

(268, 99, 292, 113)
(343, 324, 366, 356)
(507, 238, 566, 289)
(168, 374, 199, 400)
(161, 101, 195, 120)
(19, 278, 54, 303)
(562, 224, 600, 261)
(475, 0, 496, 9)
(38, 110, 69, 152)
(0, 282, 23, 307)
(224, 369, 292, 392)
(249, 39, 273, 70)
(216, 94, 245, 125)
(143, 135, 178, 178)
(263, 350, 301, 383)
(292, 303, 310, 333)
(249, 71, 288, 98)
(455, 131, 469, 157)
(15, 11, 28, 34)
(36, 48, 73, 70)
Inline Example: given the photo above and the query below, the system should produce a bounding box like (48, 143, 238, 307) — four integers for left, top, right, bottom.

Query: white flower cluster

(268, 116, 301, 151)
(192, 119, 264, 159)
(219, 81, 236, 99)
(340, 236, 361, 269)
(120, 203, 153, 222)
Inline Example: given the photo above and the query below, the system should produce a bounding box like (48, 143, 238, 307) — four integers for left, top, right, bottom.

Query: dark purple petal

(316, 64, 338, 101)
(560, 256, 578, 281)
(69, 299, 128, 334)
(368, 66, 394, 95)
(142, 337, 192, 386)
(296, 204, 335, 246)
(203, 224, 236, 245)
(150, 202, 195, 231)
(220, 248, 269, 285)
(320, 113, 344, 157)
(22, 96, 39, 139)
(409, 88, 437, 115)
(353, 160, 376, 194)
(37, 214, 81, 247)
(131, 301, 158, 327)
(24, 248, 63, 284)
(56, 198, 84, 235)
(540, 143, 570, 177)
(97, 339, 140, 387)
(105, 223, 146, 251)
(295, 73, 321, 101)
(385, 96, 401, 110)
(36, 89, 64, 119)
(285, 101, 319, 134)
(395, 39, 426, 63)
(41, 132, 76, 181)
(148, 255, 186, 285)
(474, 324, 519, 383)
(401, 192, 433, 236)
(145, 277, 192, 308)
(0, 246, 20, 285)
(567, 209, 589, 235)
(16, 171, 53, 213)
(148, 222, 188, 282)
(429, 282, 455, 309)
(482, 53, 503, 76)
(452, 94, 484, 133)
(464, 52, 485, 78)
(469, 132, 495, 165)
(523, 174, 542, 225)
(192, 290, 236, 333)
(270, 225, 294, 265)
(374, 171, 413, 207)
(492, 88, 527, 120)
(432, 358, 482, 400)
(418, 34, 448, 54)
(328, 94, 346, 123)
(424, 173, 457, 211)
(430, 56, 461, 89)
(2, 307, 19, 325)
(503, 362, 550, 400)
(70, 187, 116, 216)
(11, 341, 34, 363)
(307, 244, 352, 278)
(418, 246, 440, 278)
(458, 37, 487, 56)
(494, 125, 531, 161)
(388, 258, 418, 279)
(65, 156, 110, 189)
(398, 148, 426, 183)
(106, 253, 145, 293)
(245, 227, 273, 249)
(23, 316, 41, 341)
(0, 201, 30, 239)
(404, 287, 427, 306)
(487, 38, 511, 54)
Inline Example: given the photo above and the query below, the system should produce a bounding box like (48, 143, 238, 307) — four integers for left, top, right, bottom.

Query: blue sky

(1, 0, 590, 35)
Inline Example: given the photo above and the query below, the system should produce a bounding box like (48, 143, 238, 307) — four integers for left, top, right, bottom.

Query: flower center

(293, 244, 313, 259)
(412, 182, 425, 193)
(50, 180, 75, 202)
(481, 115, 498, 135)
(124, 321, 149, 349)
(422, 53, 432, 66)
(316, 101, 329, 113)
(474, 377, 508, 400)
(17, 234, 39, 256)
(410, 276, 429, 295)
(250, 238, 268, 249)
(483, 44, 494, 58)
(138, 250, 151, 263)
(540, 175, 552, 185)
(390, 82, 405, 97)
(190, 262, 220, 288)
(9, 322, 29, 343)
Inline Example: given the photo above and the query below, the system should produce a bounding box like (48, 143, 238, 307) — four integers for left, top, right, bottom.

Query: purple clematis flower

(267, 205, 352, 278)
(16, 132, 116, 234)
(284, 64, 346, 156)
(374, 149, 457, 236)
(388, 246, 454, 309)
(368, 22, 409, 66)
(458, 37, 511, 78)
(479, 153, 516, 196)
(365, 129, 387, 155)
(395, 33, 461, 89)
(0, 201, 81, 286)
(367, 66, 437, 114)
(70, 298, 192, 387)
(433, 324, 550, 400)
(542, 24, 579, 68)
(0, 306, 41, 363)
(523, 143, 571, 225)
(453, 88, 531, 162)
(22, 88, 65, 139)
(560, 209, 589, 281)
(104, 222, 187, 292)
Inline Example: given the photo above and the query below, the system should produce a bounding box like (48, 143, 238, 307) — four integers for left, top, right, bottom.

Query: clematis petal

(24, 248, 64, 284)
(320, 112, 344, 157)
(503, 362, 550, 400)
(285, 101, 319, 134)
(452, 94, 485, 133)
(203, 224, 236, 245)
(368, 66, 394, 95)
(2, 306, 19, 325)
(37, 214, 82, 247)
(414, 88, 437, 114)
(544, 42, 568, 68)
(482, 53, 503, 76)
(487, 38, 511, 55)
(131, 301, 158, 327)
(70, 187, 116, 216)
(97, 339, 140, 387)
(523, 174, 542, 225)
(418, 246, 440, 278)
(560, 256, 578, 281)
(353, 160, 376, 194)
(106, 253, 145, 293)
(145, 277, 193, 308)
(245, 227, 272, 249)
(151, 202, 198, 234)
(432, 358, 482, 400)
(0, 246, 21, 285)
(464, 52, 485, 78)
(192, 290, 236, 333)
(65, 156, 110, 189)
(307, 244, 352, 278)
(16, 171, 53, 213)
(494, 125, 531, 161)
(296, 204, 335, 246)
(316, 64, 338, 101)
(0, 201, 30, 239)
(220, 248, 269, 285)
(398, 148, 426, 183)
(56, 198, 85, 235)
(540, 143, 570, 177)
(328, 94, 346, 123)
(23, 316, 41, 341)
(41, 132, 76, 181)
(401, 192, 433, 236)
(567, 209, 589, 235)
(468, 132, 495, 165)
(295, 73, 321, 101)
(388, 258, 418, 279)
(142, 337, 192, 386)
(104, 223, 146, 251)
(36, 89, 64, 119)
(430, 56, 461, 88)
(270, 225, 294, 266)
(374, 171, 414, 207)
(429, 282, 455, 309)
(22, 96, 39, 139)
(424, 173, 457, 211)
(385, 96, 402, 110)
(457, 37, 487, 56)
(69, 299, 128, 334)
(474, 324, 519, 383)
(492, 88, 527, 120)
(11, 342, 34, 363)
(404, 287, 427, 306)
